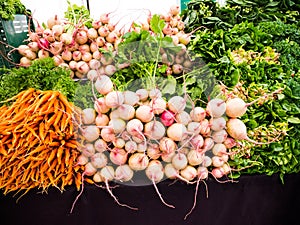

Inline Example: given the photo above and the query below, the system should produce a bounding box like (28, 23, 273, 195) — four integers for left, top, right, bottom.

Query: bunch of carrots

(0, 88, 83, 199)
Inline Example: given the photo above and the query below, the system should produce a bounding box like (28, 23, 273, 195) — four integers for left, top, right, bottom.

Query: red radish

(172, 153, 188, 170)
(115, 165, 134, 182)
(207, 98, 226, 118)
(167, 123, 187, 141)
(168, 96, 186, 113)
(128, 153, 149, 171)
(91, 152, 108, 168)
(187, 150, 204, 166)
(135, 105, 154, 123)
(175, 111, 192, 125)
(123, 91, 139, 106)
(82, 108, 96, 124)
(94, 139, 108, 153)
(110, 148, 127, 165)
(160, 110, 175, 126)
(210, 117, 226, 131)
(94, 97, 110, 114)
(212, 129, 228, 143)
(82, 125, 100, 142)
(95, 75, 113, 95)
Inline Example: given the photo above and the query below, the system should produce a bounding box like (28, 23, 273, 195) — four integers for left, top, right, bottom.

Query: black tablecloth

(1, 173, 299, 225)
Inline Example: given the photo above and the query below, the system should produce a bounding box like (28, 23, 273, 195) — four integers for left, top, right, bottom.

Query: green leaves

(0, 0, 27, 20)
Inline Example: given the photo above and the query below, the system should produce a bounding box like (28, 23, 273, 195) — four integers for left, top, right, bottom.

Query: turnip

(101, 127, 116, 142)
(187, 122, 201, 134)
(175, 111, 192, 125)
(110, 148, 127, 165)
(212, 143, 227, 156)
(144, 121, 166, 140)
(105, 91, 124, 108)
(168, 95, 186, 113)
(95, 75, 114, 95)
(82, 52, 93, 62)
(147, 144, 161, 160)
(223, 137, 237, 149)
(187, 150, 204, 166)
(113, 138, 125, 148)
(75, 30, 88, 45)
(199, 119, 211, 136)
(123, 91, 139, 106)
(190, 106, 206, 122)
(210, 117, 227, 131)
(212, 156, 225, 167)
(211, 167, 224, 179)
(82, 108, 96, 125)
(167, 123, 187, 141)
(161, 150, 176, 163)
(159, 137, 177, 153)
(172, 153, 188, 170)
(150, 97, 167, 115)
(128, 153, 149, 171)
(202, 137, 215, 152)
(108, 118, 126, 133)
(81, 143, 96, 157)
(206, 98, 226, 118)
(190, 134, 204, 151)
(202, 155, 212, 167)
(104, 64, 117, 76)
(94, 139, 108, 153)
(149, 88, 162, 99)
(135, 105, 154, 123)
(76, 61, 90, 74)
(76, 154, 89, 166)
(197, 166, 209, 180)
(91, 152, 108, 168)
(225, 97, 248, 118)
(95, 113, 109, 127)
(116, 104, 135, 121)
(115, 164, 134, 182)
(87, 27, 98, 40)
(126, 119, 143, 136)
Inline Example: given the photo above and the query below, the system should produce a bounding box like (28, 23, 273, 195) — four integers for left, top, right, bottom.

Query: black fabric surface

(1, 173, 299, 225)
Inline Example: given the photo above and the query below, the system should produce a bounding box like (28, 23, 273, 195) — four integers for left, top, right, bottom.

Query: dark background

(1, 173, 299, 225)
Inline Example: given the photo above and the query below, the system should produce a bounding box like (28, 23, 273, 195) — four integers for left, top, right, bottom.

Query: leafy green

(0, 58, 77, 103)
(64, 0, 92, 29)
(0, 0, 27, 20)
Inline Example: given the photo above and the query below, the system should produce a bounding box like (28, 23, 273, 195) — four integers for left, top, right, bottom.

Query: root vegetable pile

(0, 89, 82, 198)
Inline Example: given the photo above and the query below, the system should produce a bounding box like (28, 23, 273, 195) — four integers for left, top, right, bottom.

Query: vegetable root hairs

(152, 177, 175, 209)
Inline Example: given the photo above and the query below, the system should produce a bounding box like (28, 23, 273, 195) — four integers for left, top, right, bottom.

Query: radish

(172, 153, 188, 170)
(113, 138, 125, 148)
(75, 30, 88, 45)
(190, 134, 204, 151)
(38, 49, 50, 59)
(223, 137, 237, 149)
(104, 64, 117, 76)
(164, 163, 178, 179)
(159, 137, 177, 153)
(123, 91, 139, 106)
(109, 148, 127, 165)
(135, 105, 154, 123)
(87, 69, 99, 81)
(167, 123, 187, 141)
(76, 154, 89, 165)
(94, 97, 110, 114)
(126, 119, 143, 136)
(101, 127, 116, 142)
(187, 150, 204, 166)
(76, 61, 90, 74)
(211, 167, 224, 179)
(84, 162, 98, 176)
(212, 143, 227, 156)
(225, 97, 248, 118)
(161, 150, 176, 163)
(125, 140, 138, 153)
(187, 122, 201, 134)
(199, 119, 211, 136)
(91, 152, 108, 168)
(180, 165, 197, 181)
(115, 164, 134, 182)
(82, 52, 93, 62)
(136, 89, 149, 101)
(149, 88, 162, 99)
(147, 144, 161, 160)
(212, 156, 225, 167)
(144, 121, 166, 140)
(87, 27, 98, 40)
(226, 118, 272, 144)
(160, 110, 175, 126)
(210, 117, 227, 131)
(175, 111, 192, 125)
(168, 96, 186, 113)
(206, 98, 226, 118)
(172, 64, 183, 74)
(197, 166, 209, 180)
(93, 171, 103, 183)
(146, 160, 175, 209)
(94, 139, 108, 153)
(72, 51, 82, 61)
(105, 91, 124, 108)
(108, 118, 126, 133)
(202, 155, 212, 167)
(82, 108, 96, 125)
(128, 153, 149, 171)
(62, 49, 73, 61)
(82, 125, 100, 142)
(212, 129, 228, 143)
(116, 104, 135, 121)
(150, 97, 167, 114)
(202, 137, 215, 152)
(19, 57, 31, 67)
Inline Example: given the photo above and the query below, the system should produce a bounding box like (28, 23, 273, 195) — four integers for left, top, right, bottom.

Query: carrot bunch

(0, 88, 83, 198)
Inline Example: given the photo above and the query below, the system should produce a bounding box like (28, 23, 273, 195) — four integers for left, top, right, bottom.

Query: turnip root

(81, 143, 96, 157)
(180, 165, 197, 181)
(128, 153, 149, 171)
(144, 121, 166, 140)
(172, 153, 188, 170)
(94, 139, 108, 153)
(210, 117, 227, 131)
(212, 156, 225, 167)
(95, 75, 113, 95)
(82, 108, 96, 125)
(115, 164, 134, 182)
(109, 148, 127, 165)
(187, 150, 204, 166)
(190, 107, 206, 122)
(167, 123, 187, 141)
(168, 96, 186, 113)
(91, 152, 108, 168)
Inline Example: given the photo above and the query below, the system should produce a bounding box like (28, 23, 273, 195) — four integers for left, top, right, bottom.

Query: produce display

(0, 0, 299, 218)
